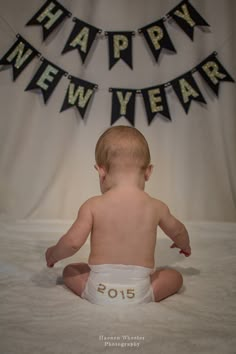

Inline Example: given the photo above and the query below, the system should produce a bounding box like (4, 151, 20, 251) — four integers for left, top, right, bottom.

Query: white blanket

(0, 220, 235, 354)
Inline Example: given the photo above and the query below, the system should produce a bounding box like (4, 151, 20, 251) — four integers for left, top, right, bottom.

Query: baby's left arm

(45, 201, 93, 267)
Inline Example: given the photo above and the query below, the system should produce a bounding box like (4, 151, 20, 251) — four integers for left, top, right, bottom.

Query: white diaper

(81, 264, 155, 305)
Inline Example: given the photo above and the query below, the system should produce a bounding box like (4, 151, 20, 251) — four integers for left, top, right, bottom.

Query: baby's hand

(170, 243, 191, 257)
(45, 246, 57, 268)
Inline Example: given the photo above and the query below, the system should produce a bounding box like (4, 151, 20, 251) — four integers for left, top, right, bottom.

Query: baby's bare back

(88, 188, 160, 268)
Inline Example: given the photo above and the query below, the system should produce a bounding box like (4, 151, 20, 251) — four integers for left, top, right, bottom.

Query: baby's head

(95, 125, 151, 174)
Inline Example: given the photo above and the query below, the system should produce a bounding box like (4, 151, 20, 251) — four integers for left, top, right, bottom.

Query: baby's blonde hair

(95, 126, 151, 172)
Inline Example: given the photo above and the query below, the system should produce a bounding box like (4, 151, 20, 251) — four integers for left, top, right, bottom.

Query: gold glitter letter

(202, 61, 226, 85)
(179, 78, 199, 103)
(148, 88, 163, 112)
(114, 35, 128, 58)
(70, 27, 89, 53)
(37, 64, 59, 90)
(37, 2, 63, 30)
(68, 83, 93, 108)
(116, 91, 132, 115)
(174, 4, 196, 27)
(147, 26, 164, 50)
(7, 42, 33, 69)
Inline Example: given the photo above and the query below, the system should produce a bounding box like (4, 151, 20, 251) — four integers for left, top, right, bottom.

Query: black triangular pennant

(0, 35, 39, 81)
(110, 88, 136, 125)
(171, 71, 206, 113)
(62, 18, 101, 63)
(197, 53, 235, 96)
(107, 32, 133, 70)
(60, 76, 97, 118)
(26, 0, 71, 40)
(169, 0, 210, 40)
(25, 58, 66, 103)
(141, 85, 171, 124)
(139, 19, 176, 62)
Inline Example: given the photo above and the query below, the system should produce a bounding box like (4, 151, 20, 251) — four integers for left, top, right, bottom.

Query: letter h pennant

(26, 0, 71, 40)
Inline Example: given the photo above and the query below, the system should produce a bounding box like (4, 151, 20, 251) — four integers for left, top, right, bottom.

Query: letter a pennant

(62, 18, 101, 63)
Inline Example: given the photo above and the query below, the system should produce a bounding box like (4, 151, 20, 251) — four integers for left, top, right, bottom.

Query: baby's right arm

(158, 202, 191, 256)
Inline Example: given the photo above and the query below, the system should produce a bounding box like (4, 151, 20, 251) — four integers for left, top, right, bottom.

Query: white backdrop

(0, 0, 235, 221)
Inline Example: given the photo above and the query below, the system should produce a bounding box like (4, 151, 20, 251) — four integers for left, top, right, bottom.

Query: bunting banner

(0, 35, 39, 81)
(60, 76, 97, 118)
(110, 89, 136, 125)
(168, 0, 210, 40)
(141, 85, 171, 124)
(138, 19, 176, 62)
(197, 53, 235, 96)
(0, 0, 235, 125)
(62, 18, 102, 63)
(171, 71, 207, 113)
(106, 31, 133, 70)
(24, 0, 211, 68)
(0, 34, 234, 123)
(25, 58, 66, 103)
(26, 0, 71, 40)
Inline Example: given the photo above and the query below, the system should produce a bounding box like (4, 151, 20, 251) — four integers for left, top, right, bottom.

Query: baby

(46, 126, 191, 304)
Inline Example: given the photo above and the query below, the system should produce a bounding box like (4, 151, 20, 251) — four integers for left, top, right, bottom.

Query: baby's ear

(95, 165, 106, 178)
(145, 164, 154, 181)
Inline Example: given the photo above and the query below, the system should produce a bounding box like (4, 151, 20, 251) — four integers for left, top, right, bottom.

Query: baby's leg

(150, 268, 183, 302)
(63, 263, 90, 297)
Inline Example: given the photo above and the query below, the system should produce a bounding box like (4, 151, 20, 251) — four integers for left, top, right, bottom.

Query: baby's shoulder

(83, 195, 102, 206)
(78, 195, 102, 212)
(149, 196, 168, 212)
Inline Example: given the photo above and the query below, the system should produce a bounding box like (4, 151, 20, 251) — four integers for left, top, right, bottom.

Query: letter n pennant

(171, 72, 206, 113)
(60, 76, 97, 118)
(110, 88, 136, 125)
(26, 0, 71, 40)
(0, 35, 39, 80)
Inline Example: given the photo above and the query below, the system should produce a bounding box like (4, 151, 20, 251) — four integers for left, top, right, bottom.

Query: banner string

(0, 14, 17, 39)
(0, 11, 234, 94)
